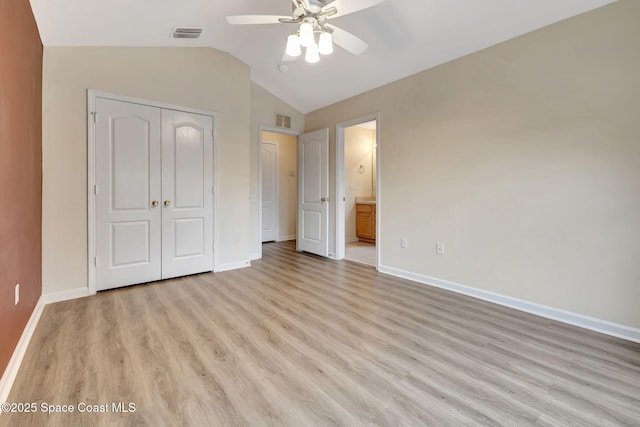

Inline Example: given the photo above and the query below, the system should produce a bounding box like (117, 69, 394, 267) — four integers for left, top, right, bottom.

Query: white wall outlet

(235, 233, 241, 243)
(249, 195, 257, 202)
(15, 283, 20, 305)
(436, 242, 445, 255)
(401, 237, 408, 249)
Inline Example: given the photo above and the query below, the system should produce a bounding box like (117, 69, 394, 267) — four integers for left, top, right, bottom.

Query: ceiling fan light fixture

(228, 0, 382, 63)
(285, 33, 302, 57)
(299, 20, 315, 47)
(305, 43, 320, 63)
(318, 31, 333, 55)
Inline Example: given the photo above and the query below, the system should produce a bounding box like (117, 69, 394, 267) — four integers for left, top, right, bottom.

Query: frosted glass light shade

(318, 31, 333, 55)
(285, 34, 301, 57)
(305, 43, 320, 63)
(299, 22, 315, 47)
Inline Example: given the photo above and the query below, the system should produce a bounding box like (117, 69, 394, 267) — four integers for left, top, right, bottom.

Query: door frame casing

(257, 125, 299, 260)
(335, 113, 381, 268)
(87, 90, 219, 295)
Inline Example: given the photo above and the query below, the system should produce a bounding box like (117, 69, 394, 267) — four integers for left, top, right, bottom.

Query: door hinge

(94, 257, 98, 267)
(90, 112, 97, 122)
(93, 185, 98, 195)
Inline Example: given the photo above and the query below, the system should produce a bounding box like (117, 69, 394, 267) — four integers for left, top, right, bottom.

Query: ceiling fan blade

(300, 0, 311, 11)
(326, 24, 368, 55)
(325, 0, 385, 19)
(226, 15, 290, 25)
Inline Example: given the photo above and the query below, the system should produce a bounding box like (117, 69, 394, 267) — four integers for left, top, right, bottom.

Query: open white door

(297, 128, 329, 256)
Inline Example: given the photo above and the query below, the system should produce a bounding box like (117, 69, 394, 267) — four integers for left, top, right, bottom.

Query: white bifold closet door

(95, 98, 213, 291)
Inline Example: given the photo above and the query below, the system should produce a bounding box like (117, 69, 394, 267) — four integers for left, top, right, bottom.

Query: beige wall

(345, 126, 375, 241)
(262, 131, 298, 241)
(42, 47, 252, 294)
(305, 1, 640, 328)
(250, 82, 304, 257)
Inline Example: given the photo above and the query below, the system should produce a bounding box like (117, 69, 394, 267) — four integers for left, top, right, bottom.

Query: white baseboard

(0, 297, 45, 406)
(249, 252, 261, 261)
(346, 237, 359, 243)
(276, 235, 296, 242)
(214, 260, 251, 272)
(43, 287, 90, 304)
(0, 286, 93, 408)
(378, 265, 640, 344)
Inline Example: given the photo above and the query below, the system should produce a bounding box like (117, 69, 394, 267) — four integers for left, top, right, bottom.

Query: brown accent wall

(0, 0, 43, 377)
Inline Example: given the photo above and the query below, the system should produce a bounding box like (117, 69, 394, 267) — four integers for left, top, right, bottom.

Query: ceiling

(30, 0, 615, 113)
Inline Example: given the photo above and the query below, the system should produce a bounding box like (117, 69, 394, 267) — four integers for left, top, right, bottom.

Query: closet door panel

(161, 109, 214, 279)
(95, 98, 162, 290)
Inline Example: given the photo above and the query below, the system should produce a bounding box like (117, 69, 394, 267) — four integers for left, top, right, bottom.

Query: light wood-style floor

(2, 241, 640, 426)
(345, 241, 376, 267)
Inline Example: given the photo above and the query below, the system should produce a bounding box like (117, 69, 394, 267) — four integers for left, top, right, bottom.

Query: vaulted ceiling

(30, 0, 615, 113)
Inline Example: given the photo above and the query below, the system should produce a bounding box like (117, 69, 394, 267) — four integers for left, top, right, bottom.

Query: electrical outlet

(436, 242, 445, 255)
(235, 233, 241, 243)
(401, 237, 408, 249)
(15, 283, 20, 306)
(249, 195, 257, 202)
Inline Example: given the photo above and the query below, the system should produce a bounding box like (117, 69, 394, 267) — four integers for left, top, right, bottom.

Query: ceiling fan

(226, 0, 385, 63)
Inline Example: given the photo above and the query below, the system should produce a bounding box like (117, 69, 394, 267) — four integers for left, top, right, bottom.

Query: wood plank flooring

(345, 242, 376, 267)
(2, 241, 639, 426)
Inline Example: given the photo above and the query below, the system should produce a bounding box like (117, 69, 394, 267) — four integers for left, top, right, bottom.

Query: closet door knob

(151, 200, 159, 207)
(164, 200, 171, 207)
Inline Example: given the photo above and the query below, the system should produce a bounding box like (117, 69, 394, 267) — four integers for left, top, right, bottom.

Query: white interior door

(95, 98, 162, 290)
(297, 128, 329, 256)
(261, 141, 278, 242)
(161, 109, 214, 279)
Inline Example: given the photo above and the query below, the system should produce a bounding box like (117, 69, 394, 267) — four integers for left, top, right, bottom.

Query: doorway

(261, 141, 278, 242)
(336, 114, 380, 268)
(259, 128, 299, 256)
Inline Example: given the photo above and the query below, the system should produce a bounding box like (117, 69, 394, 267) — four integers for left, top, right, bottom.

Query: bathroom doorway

(336, 114, 380, 268)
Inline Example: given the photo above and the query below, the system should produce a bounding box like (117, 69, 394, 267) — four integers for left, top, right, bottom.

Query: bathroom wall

(344, 126, 375, 241)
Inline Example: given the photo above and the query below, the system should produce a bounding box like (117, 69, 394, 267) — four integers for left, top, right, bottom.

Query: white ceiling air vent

(276, 114, 291, 129)
(172, 28, 203, 39)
